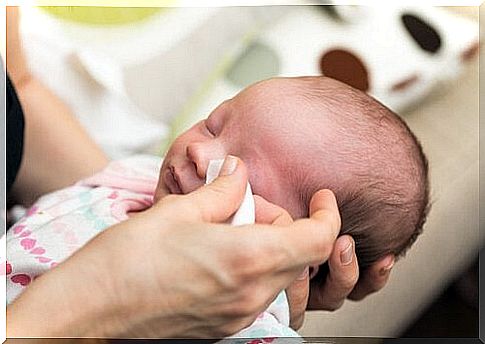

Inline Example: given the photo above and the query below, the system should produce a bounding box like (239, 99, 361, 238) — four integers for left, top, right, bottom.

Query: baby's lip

(164, 166, 183, 194)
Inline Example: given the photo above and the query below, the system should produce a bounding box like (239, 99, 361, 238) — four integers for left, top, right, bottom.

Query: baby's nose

(186, 142, 212, 180)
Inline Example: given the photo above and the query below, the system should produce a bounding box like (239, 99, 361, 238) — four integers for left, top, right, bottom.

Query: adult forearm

(7, 7, 109, 206)
(10, 75, 109, 206)
(7, 244, 121, 338)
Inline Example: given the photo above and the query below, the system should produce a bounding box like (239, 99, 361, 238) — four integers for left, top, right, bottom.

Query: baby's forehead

(237, 78, 308, 103)
(231, 80, 327, 122)
(235, 84, 339, 156)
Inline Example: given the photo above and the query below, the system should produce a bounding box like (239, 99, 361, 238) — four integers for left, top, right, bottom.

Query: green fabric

(159, 32, 260, 156)
(160, 38, 281, 156)
(226, 41, 280, 89)
(41, 6, 165, 26)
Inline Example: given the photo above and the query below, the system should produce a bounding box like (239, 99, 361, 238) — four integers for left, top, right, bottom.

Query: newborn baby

(6, 76, 429, 338)
(156, 76, 429, 270)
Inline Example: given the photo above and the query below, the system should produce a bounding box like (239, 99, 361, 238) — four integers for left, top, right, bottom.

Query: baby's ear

(253, 195, 293, 226)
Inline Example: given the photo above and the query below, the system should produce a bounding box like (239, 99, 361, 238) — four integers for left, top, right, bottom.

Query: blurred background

(4, 3, 482, 338)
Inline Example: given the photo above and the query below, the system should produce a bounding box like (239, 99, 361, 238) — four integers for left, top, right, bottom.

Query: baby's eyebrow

(211, 99, 232, 122)
(219, 99, 233, 116)
(213, 99, 231, 113)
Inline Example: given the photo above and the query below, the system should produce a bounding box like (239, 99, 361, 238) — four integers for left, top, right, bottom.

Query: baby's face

(155, 79, 328, 218)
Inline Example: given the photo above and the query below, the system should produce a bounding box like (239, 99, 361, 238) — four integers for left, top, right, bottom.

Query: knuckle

(229, 242, 274, 281)
(330, 271, 357, 291)
(229, 255, 259, 283)
(216, 269, 239, 292)
(325, 300, 344, 312)
(290, 314, 305, 330)
(313, 234, 333, 260)
(347, 291, 365, 301)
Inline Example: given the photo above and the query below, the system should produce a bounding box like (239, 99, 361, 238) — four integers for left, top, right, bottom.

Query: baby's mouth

(164, 166, 183, 194)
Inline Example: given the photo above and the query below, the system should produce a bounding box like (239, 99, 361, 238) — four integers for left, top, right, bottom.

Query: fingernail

(219, 155, 238, 176)
(340, 239, 353, 266)
(380, 256, 395, 276)
(297, 267, 309, 280)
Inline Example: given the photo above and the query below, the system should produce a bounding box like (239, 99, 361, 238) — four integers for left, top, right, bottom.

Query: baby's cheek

(244, 158, 302, 218)
(253, 183, 301, 220)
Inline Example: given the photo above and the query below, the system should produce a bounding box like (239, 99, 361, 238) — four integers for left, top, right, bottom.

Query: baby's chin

(153, 167, 175, 202)
(153, 182, 169, 203)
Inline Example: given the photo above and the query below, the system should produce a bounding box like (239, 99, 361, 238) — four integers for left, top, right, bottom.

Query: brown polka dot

(391, 74, 419, 92)
(320, 49, 370, 92)
(401, 13, 441, 54)
(461, 41, 479, 62)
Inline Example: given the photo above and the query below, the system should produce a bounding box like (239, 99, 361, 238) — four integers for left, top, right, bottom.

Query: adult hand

(254, 197, 394, 329)
(282, 240, 393, 330)
(7, 156, 341, 338)
(307, 237, 394, 311)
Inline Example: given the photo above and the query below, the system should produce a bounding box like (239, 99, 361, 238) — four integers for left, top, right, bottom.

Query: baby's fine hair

(299, 77, 430, 269)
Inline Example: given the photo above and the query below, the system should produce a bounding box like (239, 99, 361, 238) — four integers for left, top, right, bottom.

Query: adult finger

(288, 189, 341, 266)
(308, 235, 358, 310)
(308, 190, 341, 226)
(348, 254, 394, 301)
(198, 189, 340, 300)
(254, 194, 308, 328)
(236, 189, 341, 276)
(254, 195, 293, 226)
(286, 268, 309, 330)
(155, 155, 248, 223)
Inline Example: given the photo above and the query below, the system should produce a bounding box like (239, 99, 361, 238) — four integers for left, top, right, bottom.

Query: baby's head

(156, 76, 429, 268)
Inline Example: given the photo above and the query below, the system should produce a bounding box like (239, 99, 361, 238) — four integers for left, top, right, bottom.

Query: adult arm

(7, 7, 109, 206)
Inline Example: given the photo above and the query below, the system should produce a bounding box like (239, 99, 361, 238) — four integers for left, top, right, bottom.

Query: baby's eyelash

(204, 121, 216, 137)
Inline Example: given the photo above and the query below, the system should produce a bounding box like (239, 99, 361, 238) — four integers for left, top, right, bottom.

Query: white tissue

(206, 159, 255, 226)
(205, 158, 293, 332)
